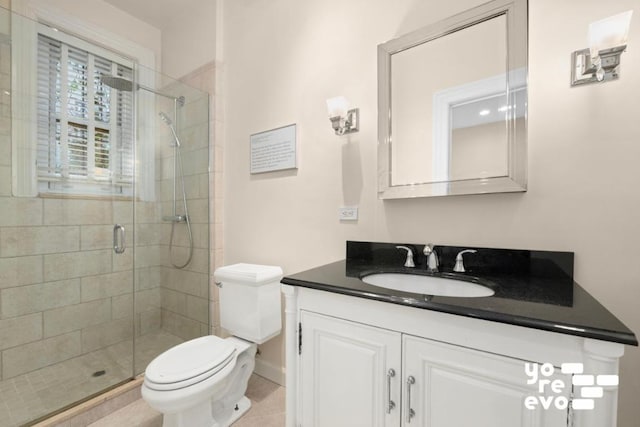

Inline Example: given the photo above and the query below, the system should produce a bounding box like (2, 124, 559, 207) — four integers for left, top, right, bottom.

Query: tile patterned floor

(86, 374, 285, 427)
(0, 331, 183, 427)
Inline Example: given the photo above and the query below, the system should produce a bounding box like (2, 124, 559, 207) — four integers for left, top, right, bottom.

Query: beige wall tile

(162, 267, 207, 298)
(44, 299, 111, 338)
(135, 202, 159, 224)
(213, 145, 223, 173)
(0, 226, 79, 257)
(0, 255, 43, 288)
(1, 279, 80, 318)
(80, 225, 118, 251)
(190, 248, 209, 274)
(179, 148, 209, 178)
(2, 332, 81, 379)
(183, 97, 210, 132)
(159, 156, 173, 181)
(44, 249, 112, 282)
(199, 173, 210, 201)
(0, 115, 7, 134)
(135, 223, 161, 246)
(112, 249, 133, 272)
(213, 197, 223, 225)
(0, 166, 10, 196)
(113, 201, 134, 224)
(0, 197, 43, 227)
(186, 295, 209, 323)
(160, 223, 208, 249)
(182, 198, 208, 224)
(214, 249, 224, 270)
(112, 293, 133, 320)
(139, 309, 161, 336)
(81, 271, 133, 302)
(214, 223, 223, 250)
(161, 310, 201, 341)
(160, 288, 186, 315)
(0, 133, 10, 167)
(44, 199, 113, 225)
(134, 245, 161, 269)
(81, 317, 133, 353)
(135, 266, 161, 291)
(0, 313, 42, 350)
(0, 43, 9, 79)
(135, 288, 161, 313)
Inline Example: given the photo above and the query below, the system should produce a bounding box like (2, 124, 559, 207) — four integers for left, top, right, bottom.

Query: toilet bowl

(141, 263, 282, 427)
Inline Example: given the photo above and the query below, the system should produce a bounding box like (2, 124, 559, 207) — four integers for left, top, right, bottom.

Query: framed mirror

(377, 0, 528, 199)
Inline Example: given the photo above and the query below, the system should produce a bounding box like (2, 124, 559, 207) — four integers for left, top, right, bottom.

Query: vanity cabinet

(300, 310, 569, 427)
(403, 335, 569, 427)
(300, 311, 401, 427)
(283, 285, 626, 427)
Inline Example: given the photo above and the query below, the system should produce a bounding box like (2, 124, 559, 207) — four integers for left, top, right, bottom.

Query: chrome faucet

(423, 244, 439, 272)
(453, 249, 477, 273)
(396, 246, 415, 268)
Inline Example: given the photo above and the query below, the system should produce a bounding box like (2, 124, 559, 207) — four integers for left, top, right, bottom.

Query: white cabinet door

(300, 311, 402, 427)
(403, 334, 570, 427)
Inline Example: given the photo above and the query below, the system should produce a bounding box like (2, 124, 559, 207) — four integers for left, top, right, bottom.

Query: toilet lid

(145, 336, 236, 385)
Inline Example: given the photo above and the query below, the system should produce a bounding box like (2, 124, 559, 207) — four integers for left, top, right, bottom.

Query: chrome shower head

(100, 75, 135, 91)
(159, 111, 181, 148)
(100, 74, 185, 106)
(159, 111, 173, 126)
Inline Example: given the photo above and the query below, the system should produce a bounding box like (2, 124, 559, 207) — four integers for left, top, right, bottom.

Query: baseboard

(254, 358, 285, 386)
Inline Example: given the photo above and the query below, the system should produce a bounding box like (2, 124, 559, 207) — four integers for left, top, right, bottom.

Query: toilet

(141, 263, 283, 427)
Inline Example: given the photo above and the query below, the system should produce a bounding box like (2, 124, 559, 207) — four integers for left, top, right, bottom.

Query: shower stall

(0, 6, 211, 426)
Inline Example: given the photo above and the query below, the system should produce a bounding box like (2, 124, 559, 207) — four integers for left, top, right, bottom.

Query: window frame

(36, 25, 135, 197)
(11, 2, 157, 201)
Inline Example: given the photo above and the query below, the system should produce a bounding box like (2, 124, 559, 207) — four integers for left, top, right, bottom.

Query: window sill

(38, 192, 136, 202)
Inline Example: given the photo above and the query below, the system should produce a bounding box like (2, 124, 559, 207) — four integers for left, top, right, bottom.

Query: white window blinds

(36, 33, 134, 196)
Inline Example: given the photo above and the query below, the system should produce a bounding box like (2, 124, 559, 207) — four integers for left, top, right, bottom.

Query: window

(36, 30, 134, 197)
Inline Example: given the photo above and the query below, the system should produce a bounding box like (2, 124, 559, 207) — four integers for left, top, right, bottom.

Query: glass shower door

(0, 7, 136, 425)
(0, 6, 210, 425)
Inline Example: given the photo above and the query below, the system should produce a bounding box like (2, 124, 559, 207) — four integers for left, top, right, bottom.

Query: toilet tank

(214, 263, 283, 344)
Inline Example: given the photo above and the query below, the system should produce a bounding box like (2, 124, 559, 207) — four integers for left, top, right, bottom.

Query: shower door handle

(113, 224, 126, 254)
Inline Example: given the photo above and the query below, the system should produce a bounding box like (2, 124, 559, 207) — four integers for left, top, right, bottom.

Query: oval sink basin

(361, 273, 494, 298)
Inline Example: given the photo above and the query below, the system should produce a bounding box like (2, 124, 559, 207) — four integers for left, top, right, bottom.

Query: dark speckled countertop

(281, 241, 638, 346)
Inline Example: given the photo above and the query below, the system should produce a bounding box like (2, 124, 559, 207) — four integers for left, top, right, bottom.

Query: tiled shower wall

(156, 77, 211, 341)
(0, 37, 211, 385)
(164, 62, 218, 339)
(0, 6, 164, 383)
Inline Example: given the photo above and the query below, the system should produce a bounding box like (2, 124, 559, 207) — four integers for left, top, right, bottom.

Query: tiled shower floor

(0, 331, 183, 427)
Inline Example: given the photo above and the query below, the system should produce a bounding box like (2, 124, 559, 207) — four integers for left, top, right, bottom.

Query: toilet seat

(144, 336, 236, 391)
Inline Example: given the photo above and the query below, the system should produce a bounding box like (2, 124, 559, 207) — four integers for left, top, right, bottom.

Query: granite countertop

(281, 242, 638, 346)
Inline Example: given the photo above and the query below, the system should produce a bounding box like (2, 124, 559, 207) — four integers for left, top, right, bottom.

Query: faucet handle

(423, 244, 433, 256)
(423, 244, 439, 272)
(453, 249, 477, 273)
(396, 246, 415, 268)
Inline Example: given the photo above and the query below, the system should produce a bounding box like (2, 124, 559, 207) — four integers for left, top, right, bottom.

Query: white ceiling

(103, 0, 207, 30)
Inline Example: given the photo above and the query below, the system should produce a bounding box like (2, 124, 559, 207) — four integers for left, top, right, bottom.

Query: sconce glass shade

(589, 10, 633, 58)
(571, 10, 633, 86)
(325, 96, 359, 135)
(326, 96, 349, 118)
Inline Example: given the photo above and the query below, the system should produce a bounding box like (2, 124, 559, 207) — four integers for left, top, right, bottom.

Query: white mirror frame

(377, 0, 528, 199)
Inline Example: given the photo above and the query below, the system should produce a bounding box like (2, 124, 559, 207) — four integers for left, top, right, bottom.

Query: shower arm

(140, 84, 185, 107)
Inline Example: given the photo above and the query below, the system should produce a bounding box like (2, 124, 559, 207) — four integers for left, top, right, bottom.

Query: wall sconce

(326, 96, 359, 135)
(571, 10, 633, 86)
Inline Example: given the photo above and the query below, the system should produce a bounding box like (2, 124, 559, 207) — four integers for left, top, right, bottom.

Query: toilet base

(161, 395, 252, 427)
(226, 396, 251, 426)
